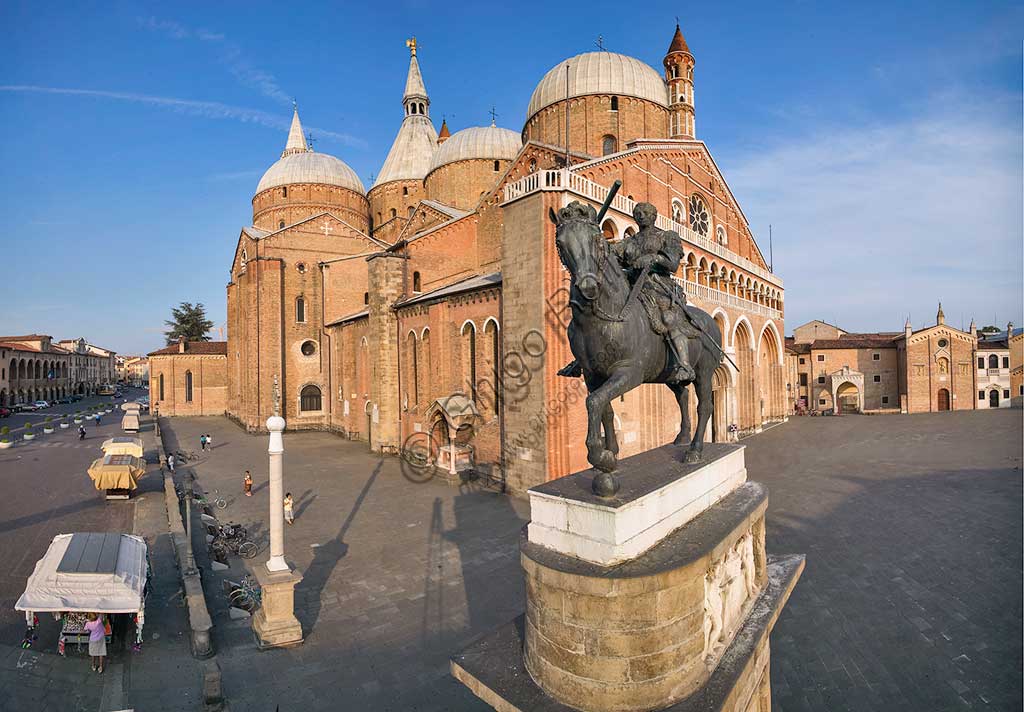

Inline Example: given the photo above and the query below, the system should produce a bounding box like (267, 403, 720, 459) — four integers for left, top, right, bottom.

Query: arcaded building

(168, 24, 789, 494)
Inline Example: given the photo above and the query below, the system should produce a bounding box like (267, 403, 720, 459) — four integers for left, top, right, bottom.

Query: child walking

(283, 492, 294, 525)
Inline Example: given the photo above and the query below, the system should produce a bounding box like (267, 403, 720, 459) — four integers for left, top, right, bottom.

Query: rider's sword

(595, 180, 622, 223)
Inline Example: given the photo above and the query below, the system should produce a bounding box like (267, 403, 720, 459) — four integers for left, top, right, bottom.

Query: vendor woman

(84, 612, 106, 673)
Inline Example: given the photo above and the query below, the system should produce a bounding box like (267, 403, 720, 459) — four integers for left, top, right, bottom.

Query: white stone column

(266, 414, 289, 573)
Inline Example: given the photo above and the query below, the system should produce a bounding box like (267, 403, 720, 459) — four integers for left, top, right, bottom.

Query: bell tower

(664, 23, 696, 139)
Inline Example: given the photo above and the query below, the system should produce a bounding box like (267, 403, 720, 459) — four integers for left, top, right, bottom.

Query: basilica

(149, 24, 787, 493)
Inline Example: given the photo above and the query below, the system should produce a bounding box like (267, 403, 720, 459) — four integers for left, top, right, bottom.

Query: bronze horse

(551, 201, 723, 496)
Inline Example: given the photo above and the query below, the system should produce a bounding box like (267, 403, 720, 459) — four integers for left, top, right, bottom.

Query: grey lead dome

(256, 151, 366, 196)
(428, 125, 522, 174)
(526, 51, 668, 121)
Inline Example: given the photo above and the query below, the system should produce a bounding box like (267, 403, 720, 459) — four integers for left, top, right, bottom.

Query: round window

(938, 339, 948, 348)
(300, 340, 317, 356)
(296, 262, 307, 274)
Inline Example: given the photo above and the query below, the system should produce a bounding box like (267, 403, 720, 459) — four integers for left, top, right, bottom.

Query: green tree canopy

(979, 325, 1000, 334)
(164, 302, 214, 345)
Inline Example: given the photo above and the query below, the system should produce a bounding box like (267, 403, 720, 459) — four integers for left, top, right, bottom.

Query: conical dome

(374, 48, 438, 187)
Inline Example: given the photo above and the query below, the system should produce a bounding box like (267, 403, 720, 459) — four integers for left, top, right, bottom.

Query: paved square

(159, 408, 1021, 711)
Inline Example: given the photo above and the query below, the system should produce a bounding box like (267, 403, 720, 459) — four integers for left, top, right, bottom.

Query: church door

(937, 388, 950, 411)
(989, 389, 999, 408)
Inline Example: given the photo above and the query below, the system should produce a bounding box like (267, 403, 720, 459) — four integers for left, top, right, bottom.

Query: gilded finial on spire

(406, 37, 417, 57)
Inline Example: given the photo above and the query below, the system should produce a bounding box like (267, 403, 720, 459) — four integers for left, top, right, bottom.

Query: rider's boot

(669, 331, 696, 383)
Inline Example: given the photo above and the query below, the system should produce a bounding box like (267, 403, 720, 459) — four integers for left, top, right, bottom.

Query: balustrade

(504, 169, 783, 288)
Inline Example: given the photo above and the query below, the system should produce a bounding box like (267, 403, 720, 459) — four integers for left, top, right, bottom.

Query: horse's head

(550, 200, 606, 302)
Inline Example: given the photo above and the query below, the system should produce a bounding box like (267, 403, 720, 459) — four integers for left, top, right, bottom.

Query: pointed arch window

(279, 220, 286, 229)
(159, 374, 164, 401)
(610, 96, 618, 111)
(413, 271, 422, 293)
(602, 135, 616, 156)
(282, 187, 287, 198)
(493, 160, 500, 172)
(296, 296, 306, 323)
(363, 292, 369, 305)
(185, 370, 193, 403)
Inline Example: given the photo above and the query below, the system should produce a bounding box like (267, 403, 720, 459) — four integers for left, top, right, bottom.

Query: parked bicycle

(210, 522, 258, 560)
(176, 485, 227, 509)
(226, 574, 262, 611)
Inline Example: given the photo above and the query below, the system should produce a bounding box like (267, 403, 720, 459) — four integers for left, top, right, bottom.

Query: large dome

(526, 52, 668, 121)
(256, 151, 366, 195)
(428, 125, 522, 173)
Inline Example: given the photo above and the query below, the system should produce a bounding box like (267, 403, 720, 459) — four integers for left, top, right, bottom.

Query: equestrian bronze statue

(552, 185, 724, 497)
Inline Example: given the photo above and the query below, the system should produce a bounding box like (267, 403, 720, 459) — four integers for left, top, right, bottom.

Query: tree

(165, 302, 214, 345)
(979, 325, 1000, 334)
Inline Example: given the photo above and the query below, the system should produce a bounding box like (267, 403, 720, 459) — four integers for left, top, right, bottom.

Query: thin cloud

(0, 85, 366, 149)
(139, 16, 290, 106)
(724, 92, 1022, 332)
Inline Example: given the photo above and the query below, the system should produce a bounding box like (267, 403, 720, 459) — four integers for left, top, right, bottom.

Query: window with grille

(300, 385, 322, 412)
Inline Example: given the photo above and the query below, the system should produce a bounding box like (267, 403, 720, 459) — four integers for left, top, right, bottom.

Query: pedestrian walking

(167, 453, 175, 473)
(84, 613, 106, 673)
(94, 413, 101, 425)
(206, 434, 213, 450)
(284, 492, 294, 525)
(78, 425, 86, 440)
(200, 435, 207, 451)
(243, 470, 253, 497)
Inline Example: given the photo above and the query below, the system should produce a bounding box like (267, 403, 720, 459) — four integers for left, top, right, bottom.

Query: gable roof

(148, 341, 227, 357)
(325, 310, 369, 328)
(241, 212, 389, 249)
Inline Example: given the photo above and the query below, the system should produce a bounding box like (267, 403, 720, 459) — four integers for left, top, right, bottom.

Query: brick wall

(150, 354, 227, 416)
(252, 183, 370, 234)
(425, 159, 513, 212)
(523, 95, 669, 158)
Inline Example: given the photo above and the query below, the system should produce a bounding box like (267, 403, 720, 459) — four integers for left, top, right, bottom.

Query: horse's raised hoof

(592, 471, 621, 498)
(683, 448, 703, 464)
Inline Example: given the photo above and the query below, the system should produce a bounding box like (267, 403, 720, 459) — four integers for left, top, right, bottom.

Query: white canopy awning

(15, 533, 148, 614)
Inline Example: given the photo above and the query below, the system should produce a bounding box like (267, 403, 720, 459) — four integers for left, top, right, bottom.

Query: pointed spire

(282, 104, 309, 157)
(437, 118, 450, 145)
(936, 301, 945, 325)
(403, 38, 428, 107)
(667, 23, 691, 55)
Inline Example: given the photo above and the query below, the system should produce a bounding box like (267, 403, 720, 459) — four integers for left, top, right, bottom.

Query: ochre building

(148, 340, 228, 416)
(786, 306, 1008, 415)
(174, 25, 789, 493)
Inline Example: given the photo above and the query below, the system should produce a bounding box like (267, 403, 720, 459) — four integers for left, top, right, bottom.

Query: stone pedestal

(451, 444, 803, 712)
(251, 565, 304, 649)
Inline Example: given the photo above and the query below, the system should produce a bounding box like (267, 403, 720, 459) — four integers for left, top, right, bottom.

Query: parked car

(69, 394, 83, 402)
(33, 400, 50, 410)
(0, 407, 11, 418)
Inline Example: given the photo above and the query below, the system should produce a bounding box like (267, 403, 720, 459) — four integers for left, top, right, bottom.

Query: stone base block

(527, 444, 746, 566)
(451, 555, 804, 712)
(521, 481, 769, 711)
(251, 565, 303, 649)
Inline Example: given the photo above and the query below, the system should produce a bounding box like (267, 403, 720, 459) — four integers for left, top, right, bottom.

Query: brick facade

(148, 341, 227, 416)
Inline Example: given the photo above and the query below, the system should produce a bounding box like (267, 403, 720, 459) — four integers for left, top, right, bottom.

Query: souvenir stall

(100, 437, 144, 458)
(87, 453, 146, 500)
(15, 533, 148, 654)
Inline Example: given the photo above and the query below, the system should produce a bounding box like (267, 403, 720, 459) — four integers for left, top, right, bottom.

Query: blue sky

(1, 0, 1020, 354)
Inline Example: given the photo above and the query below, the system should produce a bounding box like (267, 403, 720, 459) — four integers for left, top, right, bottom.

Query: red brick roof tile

(148, 341, 227, 357)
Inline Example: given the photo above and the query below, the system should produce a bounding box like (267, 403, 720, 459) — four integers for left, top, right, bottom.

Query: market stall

(87, 454, 146, 499)
(120, 402, 141, 433)
(15, 533, 148, 654)
(100, 437, 144, 459)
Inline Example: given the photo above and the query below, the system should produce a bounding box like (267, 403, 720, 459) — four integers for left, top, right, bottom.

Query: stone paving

(0, 405, 203, 712)
(158, 408, 1022, 711)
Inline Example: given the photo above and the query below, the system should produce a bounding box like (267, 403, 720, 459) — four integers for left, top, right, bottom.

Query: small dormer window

(610, 96, 618, 111)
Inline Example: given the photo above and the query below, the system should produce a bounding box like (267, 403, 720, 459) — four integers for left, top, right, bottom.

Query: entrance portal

(836, 382, 860, 414)
(937, 388, 951, 411)
(989, 389, 999, 408)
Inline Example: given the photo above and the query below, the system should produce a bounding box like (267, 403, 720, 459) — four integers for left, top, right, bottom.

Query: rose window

(689, 195, 709, 236)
